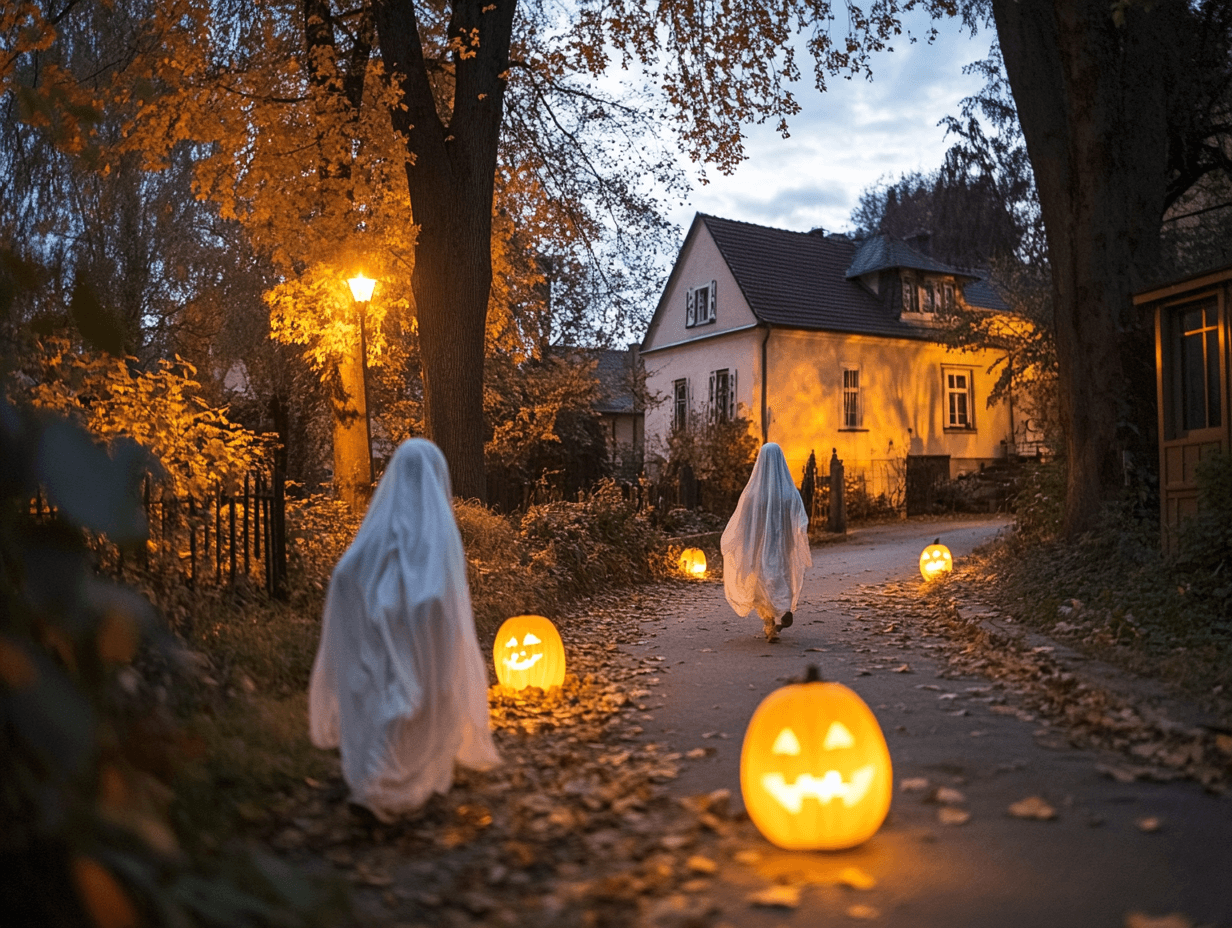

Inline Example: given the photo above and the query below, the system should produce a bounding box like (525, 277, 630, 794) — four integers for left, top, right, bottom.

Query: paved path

(626, 517, 1232, 928)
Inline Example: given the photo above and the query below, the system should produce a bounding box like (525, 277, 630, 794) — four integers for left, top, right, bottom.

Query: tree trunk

(992, 0, 1174, 536)
(373, 0, 518, 502)
(332, 346, 372, 509)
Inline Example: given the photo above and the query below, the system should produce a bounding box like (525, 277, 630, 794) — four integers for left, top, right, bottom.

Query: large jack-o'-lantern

(679, 547, 707, 577)
(493, 615, 566, 691)
(740, 667, 893, 850)
(919, 540, 953, 581)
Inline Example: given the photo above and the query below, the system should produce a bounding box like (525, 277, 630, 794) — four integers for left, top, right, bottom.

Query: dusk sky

(666, 12, 995, 237)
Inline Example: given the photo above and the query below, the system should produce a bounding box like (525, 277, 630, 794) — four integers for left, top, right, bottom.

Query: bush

(1012, 459, 1066, 541)
(520, 478, 665, 601)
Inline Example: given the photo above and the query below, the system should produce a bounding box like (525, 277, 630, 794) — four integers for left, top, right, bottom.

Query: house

(639, 213, 1021, 502)
(1134, 263, 1232, 552)
(590, 345, 645, 479)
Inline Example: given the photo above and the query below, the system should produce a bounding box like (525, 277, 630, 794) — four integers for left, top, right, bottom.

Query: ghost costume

(308, 439, 500, 820)
(721, 442, 813, 640)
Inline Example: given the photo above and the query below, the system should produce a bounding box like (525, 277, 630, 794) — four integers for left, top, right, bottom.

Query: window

(920, 282, 936, 314)
(709, 368, 736, 423)
(686, 280, 717, 327)
(673, 378, 689, 431)
(901, 278, 918, 313)
(841, 368, 862, 428)
(943, 367, 975, 429)
(942, 281, 956, 314)
(1168, 297, 1222, 434)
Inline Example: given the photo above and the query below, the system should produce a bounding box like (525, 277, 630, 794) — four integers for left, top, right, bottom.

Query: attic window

(687, 281, 717, 327)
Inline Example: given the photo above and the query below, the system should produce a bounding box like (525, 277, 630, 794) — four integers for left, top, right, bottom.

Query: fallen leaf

(847, 903, 881, 920)
(685, 747, 710, 759)
(931, 787, 966, 805)
(1214, 734, 1232, 756)
(836, 866, 876, 890)
(1124, 913, 1193, 928)
(892, 663, 913, 673)
(900, 777, 929, 792)
(686, 855, 718, 874)
(749, 885, 801, 909)
(732, 849, 762, 865)
(1135, 816, 1162, 833)
(937, 807, 971, 826)
(1008, 796, 1056, 820)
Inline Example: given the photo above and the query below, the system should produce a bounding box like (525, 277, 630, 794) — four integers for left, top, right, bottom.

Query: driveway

(625, 516, 1232, 927)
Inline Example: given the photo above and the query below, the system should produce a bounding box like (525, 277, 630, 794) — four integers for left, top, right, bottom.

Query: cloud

(669, 12, 992, 235)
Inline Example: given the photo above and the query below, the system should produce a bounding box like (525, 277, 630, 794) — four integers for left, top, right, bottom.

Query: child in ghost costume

(308, 439, 500, 821)
(721, 442, 813, 643)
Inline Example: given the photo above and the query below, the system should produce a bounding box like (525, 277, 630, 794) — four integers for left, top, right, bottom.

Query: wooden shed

(1134, 264, 1232, 552)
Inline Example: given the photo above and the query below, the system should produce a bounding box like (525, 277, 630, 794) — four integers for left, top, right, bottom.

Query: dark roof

(685, 215, 1011, 338)
(845, 234, 968, 279)
(961, 277, 1011, 312)
(590, 347, 640, 414)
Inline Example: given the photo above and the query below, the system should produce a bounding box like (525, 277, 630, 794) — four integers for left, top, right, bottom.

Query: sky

(665, 12, 994, 238)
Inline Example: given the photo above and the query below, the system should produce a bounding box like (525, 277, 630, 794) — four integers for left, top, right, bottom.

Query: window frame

(840, 366, 864, 430)
(1162, 293, 1225, 440)
(942, 366, 976, 430)
(672, 377, 689, 431)
(686, 279, 717, 328)
(708, 368, 736, 423)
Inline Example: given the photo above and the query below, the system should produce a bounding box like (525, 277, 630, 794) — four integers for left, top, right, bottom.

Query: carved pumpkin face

(740, 679, 893, 850)
(919, 543, 953, 581)
(679, 547, 707, 577)
(492, 615, 566, 691)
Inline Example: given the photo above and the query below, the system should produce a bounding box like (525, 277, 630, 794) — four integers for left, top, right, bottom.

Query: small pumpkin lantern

(493, 615, 566, 691)
(919, 539, 953, 581)
(679, 547, 707, 577)
(740, 667, 893, 851)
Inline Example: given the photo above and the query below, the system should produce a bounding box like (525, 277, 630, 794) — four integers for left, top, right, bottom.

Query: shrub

(1012, 458, 1066, 541)
(664, 412, 759, 517)
(520, 478, 664, 601)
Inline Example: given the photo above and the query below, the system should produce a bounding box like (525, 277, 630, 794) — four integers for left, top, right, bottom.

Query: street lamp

(347, 273, 376, 487)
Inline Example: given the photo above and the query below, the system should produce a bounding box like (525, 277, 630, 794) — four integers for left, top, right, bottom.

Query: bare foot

(763, 617, 779, 643)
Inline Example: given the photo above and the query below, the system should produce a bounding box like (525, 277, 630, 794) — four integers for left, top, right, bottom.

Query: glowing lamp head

(679, 547, 707, 577)
(740, 668, 893, 850)
(492, 615, 566, 691)
(919, 541, 953, 581)
(347, 274, 376, 303)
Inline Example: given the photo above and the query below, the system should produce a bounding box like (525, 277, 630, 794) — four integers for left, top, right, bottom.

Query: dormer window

(687, 280, 717, 327)
(901, 275, 956, 318)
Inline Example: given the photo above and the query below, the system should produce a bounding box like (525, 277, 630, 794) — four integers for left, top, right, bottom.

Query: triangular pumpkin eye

(771, 727, 802, 755)
(522, 633, 542, 646)
(504, 636, 518, 649)
(823, 721, 856, 750)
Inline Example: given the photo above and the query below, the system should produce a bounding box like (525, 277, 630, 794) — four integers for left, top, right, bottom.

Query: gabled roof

(697, 214, 908, 339)
(589, 347, 640, 415)
(845, 233, 976, 279)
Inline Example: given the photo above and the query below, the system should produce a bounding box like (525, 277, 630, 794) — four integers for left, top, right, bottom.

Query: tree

(988, 0, 1232, 535)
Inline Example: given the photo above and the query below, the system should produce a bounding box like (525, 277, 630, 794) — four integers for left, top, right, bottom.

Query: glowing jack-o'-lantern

(919, 541, 953, 581)
(492, 615, 566, 691)
(679, 547, 707, 577)
(740, 667, 893, 850)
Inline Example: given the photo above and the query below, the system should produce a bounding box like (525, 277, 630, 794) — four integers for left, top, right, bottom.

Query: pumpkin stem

(804, 664, 821, 683)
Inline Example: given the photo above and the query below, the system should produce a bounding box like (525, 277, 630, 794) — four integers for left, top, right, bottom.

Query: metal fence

(31, 470, 288, 597)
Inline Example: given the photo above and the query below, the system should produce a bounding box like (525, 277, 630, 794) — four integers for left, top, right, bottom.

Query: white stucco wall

(643, 222, 759, 352)
(765, 328, 1013, 482)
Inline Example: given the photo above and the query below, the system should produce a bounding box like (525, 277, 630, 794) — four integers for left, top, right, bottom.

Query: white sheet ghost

(308, 438, 500, 820)
(721, 442, 813, 630)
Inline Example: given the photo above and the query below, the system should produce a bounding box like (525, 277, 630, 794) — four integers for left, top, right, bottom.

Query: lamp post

(347, 274, 376, 488)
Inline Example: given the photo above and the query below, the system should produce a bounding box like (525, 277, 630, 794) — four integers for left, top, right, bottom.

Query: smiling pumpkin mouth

(761, 765, 876, 813)
(503, 652, 543, 672)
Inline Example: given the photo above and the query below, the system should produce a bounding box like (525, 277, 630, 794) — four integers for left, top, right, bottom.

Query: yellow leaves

(72, 856, 139, 928)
